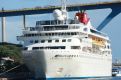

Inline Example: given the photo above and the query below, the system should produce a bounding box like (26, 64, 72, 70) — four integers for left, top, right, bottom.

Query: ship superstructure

(17, 0, 112, 79)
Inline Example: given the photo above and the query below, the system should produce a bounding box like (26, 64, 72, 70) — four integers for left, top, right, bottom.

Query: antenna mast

(61, 0, 67, 11)
(61, 0, 68, 23)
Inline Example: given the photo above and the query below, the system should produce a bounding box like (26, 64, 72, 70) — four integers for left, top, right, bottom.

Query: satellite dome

(53, 9, 65, 21)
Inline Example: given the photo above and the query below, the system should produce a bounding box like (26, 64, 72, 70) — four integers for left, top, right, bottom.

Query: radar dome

(53, 9, 64, 21)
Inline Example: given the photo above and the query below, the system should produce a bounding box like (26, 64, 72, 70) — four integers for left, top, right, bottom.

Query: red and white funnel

(75, 11, 90, 25)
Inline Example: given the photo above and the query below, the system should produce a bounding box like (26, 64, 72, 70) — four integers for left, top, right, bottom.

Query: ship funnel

(75, 11, 90, 25)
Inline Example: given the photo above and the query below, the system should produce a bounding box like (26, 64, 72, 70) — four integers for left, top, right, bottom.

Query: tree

(0, 44, 22, 72)
(0, 45, 22, 62)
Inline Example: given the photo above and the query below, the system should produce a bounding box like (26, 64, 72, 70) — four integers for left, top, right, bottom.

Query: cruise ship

(17, 0, 112, 79)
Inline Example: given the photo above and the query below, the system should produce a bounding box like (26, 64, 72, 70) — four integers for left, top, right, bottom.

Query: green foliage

(0, 44, 23, 72)
(0, 44, 22, 62)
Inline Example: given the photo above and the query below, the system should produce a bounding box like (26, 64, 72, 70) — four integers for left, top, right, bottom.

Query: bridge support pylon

(1, 8, 6, 43)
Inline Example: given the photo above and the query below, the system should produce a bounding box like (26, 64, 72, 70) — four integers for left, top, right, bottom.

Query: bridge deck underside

(0, 1, 121, 30)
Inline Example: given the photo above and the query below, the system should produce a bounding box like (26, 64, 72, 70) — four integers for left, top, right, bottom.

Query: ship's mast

(61, 0, 67, 11)
(61, 0, 68, 24)
(53, 0, 68, 24)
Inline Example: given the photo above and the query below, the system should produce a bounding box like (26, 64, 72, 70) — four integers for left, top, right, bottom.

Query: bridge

(0, 1, 121, 17)
(1, 1, 121, 42)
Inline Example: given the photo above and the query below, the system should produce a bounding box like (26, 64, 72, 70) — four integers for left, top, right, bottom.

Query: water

(75, 77, 121, 80)
(58, 77, 121, 80)
(47, 77, 121, 80)
(30, 77, 121, 80)
(112, 77, 121, 80)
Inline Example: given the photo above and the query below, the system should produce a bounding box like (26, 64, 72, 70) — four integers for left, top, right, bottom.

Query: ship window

(61, 33, 64, 35)
(107, 45, 110, 49)
(39, 33, 41, 36)
(32, 47, 39, 50)
(30, 40, 33, 43)
(74, 32, 77, 35)
(35, 40, 39, 43)
(48, 33, 51, 36)
(31, 34, 34, 36)
(63, 33, 66, 35)
(49, 46, 65, 49)
(62, 39, 66, 42)
(35, 34, 37, 36)
(48, 40, 52, 43)
(40, 47, 44, 49)
(41, 40, 45, 43)
(52, 33, 54, 36)
(32, 46, 65, 50)
(45, 33, 48, 36)
(37, 34, 40, 36)
(67, 32, 70, 35)
(28, 34, 31, 37)
(55, 40, 59, 42)
(71, 46, 81, 49)
(71, 32, 74, 35)
(23, 47, 28, 50)
(68, 39, 71, 42)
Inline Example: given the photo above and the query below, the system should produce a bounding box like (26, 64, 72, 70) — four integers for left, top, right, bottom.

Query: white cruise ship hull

(22, 49, 112, 79)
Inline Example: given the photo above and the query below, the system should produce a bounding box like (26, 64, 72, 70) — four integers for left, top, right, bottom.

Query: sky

(0, 0, 121, 62)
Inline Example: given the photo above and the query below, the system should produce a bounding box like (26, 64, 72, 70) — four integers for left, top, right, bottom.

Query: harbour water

(30, 77, 121, 80)
(74, 77, 121, 80)
(106, 77, 121, 80)
(82, 77, 121, 80)
(83, 77, 121, 80)
(47, 77, 121, 80)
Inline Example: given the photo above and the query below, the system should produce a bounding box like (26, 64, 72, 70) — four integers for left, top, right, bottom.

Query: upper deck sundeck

(22, 19, 108, 38)
(24, 20, 82, 31)
(36, 20, 76, 26)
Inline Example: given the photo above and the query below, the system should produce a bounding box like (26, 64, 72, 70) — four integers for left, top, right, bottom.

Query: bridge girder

(0, 1, 121, 30)
(97, 7, 121, 31)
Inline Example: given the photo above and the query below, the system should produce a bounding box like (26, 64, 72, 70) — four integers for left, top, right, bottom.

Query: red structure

(76, 12, 89, 24)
